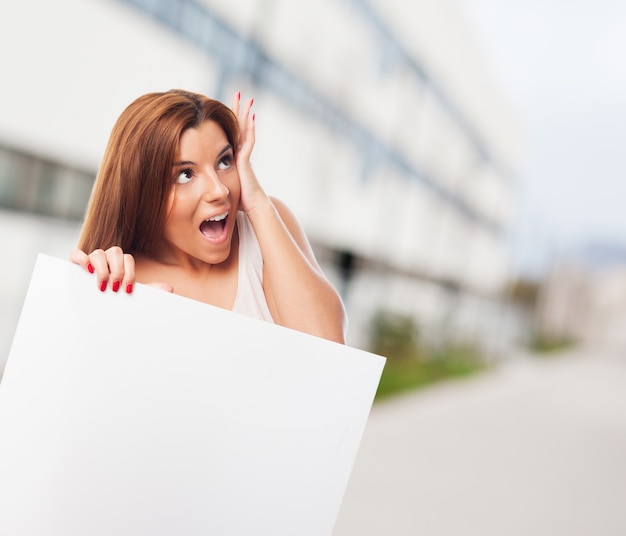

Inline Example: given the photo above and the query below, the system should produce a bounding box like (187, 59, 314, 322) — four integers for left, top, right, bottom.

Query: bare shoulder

(269, 196, 321, 270)
(269, 196, 301, 234)
(269, 196, 296, 221)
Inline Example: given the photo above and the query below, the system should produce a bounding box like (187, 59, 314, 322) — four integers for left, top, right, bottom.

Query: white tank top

(231, 211, 275, 323)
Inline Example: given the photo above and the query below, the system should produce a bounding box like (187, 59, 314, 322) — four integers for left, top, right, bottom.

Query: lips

(199, 212, 228, 240)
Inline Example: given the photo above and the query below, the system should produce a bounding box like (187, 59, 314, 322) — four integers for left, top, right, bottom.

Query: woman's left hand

(231, 92, 270, 215)
(230, 93, 347, 343)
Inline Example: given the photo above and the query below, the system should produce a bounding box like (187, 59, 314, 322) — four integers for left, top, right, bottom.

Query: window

(0, 145, 94, 221)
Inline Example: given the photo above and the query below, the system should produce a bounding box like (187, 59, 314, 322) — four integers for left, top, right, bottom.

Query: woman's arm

(233, 94, 347, 344)
(251, 196, 347, 344)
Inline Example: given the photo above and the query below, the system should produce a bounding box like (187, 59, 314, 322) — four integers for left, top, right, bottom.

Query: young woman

(70, 89, 346, 344)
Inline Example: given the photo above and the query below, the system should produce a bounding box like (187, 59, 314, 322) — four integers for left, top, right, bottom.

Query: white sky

(460, 0, 626, 276)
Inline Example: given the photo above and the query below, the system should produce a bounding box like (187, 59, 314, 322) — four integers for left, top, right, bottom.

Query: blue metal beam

(118, 0, 504, 235)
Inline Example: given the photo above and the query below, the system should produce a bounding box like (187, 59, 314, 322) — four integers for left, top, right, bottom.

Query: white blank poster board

(0, 254, 385, 535)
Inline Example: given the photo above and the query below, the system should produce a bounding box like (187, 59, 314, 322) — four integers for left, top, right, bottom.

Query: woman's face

(159, 120, 241, 266)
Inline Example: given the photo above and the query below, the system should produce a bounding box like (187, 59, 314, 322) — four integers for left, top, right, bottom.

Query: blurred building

(536, 244, 626, 349)
(0, 0, 523, 376)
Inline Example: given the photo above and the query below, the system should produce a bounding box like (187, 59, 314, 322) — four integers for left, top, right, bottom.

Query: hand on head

(230, 92, 269, 215)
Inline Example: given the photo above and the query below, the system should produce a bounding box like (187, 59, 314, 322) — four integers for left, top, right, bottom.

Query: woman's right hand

(69, 247, 174, 294)
(70, 246, 136, 293)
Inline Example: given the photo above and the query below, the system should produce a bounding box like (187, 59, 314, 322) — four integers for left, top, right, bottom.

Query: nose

(201, 170, 229, 203)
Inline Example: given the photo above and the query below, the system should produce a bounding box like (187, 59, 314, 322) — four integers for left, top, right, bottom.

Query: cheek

(162, 190, 183, 237)
(164, 188, 177, 219)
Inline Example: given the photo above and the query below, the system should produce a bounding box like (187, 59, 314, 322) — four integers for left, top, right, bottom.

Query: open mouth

(200, 212, 228, 240)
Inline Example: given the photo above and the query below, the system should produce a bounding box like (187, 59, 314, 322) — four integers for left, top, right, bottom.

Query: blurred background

(0, 0, 527, 371)
(1, 0, 625, 533)
(4, 0, 626, 369)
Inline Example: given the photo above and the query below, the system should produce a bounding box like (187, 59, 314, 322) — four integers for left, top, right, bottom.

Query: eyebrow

(172, 144, 233, 167)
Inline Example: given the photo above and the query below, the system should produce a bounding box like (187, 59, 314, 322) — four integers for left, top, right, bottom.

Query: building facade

(0, 0, 523, 376)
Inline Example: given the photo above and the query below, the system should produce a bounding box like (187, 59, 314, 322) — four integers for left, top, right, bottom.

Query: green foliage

(369, 310, 421, 361)
(529, 333, 575, 355)
(369, 310, 486, 401)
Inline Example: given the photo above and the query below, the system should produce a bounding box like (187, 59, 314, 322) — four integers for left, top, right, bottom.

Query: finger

(238, 110, 256, 161)
(248, 111, 256, 147)
(105, 246, 126, 292)
(88, 249, 110, 291)
(241, 97, 253, 125)
(237, 98, 253, 145)
(231, 91, 241, 117)
(121, 254, 136, 294)
(69, 248, 94, 274)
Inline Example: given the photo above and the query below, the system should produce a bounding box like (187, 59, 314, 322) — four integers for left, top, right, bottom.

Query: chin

(201, 244, 233, 266)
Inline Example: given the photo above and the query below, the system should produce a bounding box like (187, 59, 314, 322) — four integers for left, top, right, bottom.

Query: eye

(175, 168, 193, 184)
(217, 153, 234, 171)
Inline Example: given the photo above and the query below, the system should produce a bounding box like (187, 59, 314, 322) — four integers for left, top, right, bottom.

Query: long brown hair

(78, 89, 239, 254)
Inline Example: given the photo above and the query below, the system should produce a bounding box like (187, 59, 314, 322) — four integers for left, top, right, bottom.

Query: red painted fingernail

(100, 281, 107, 292)
(126, 283, 133, 294)
(252, 113, 256, 122)
(112, 281, 120, 292)
(237, 91, 241, 100)
(250, 98, 254, 106)
(87, 263, 94, 274)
